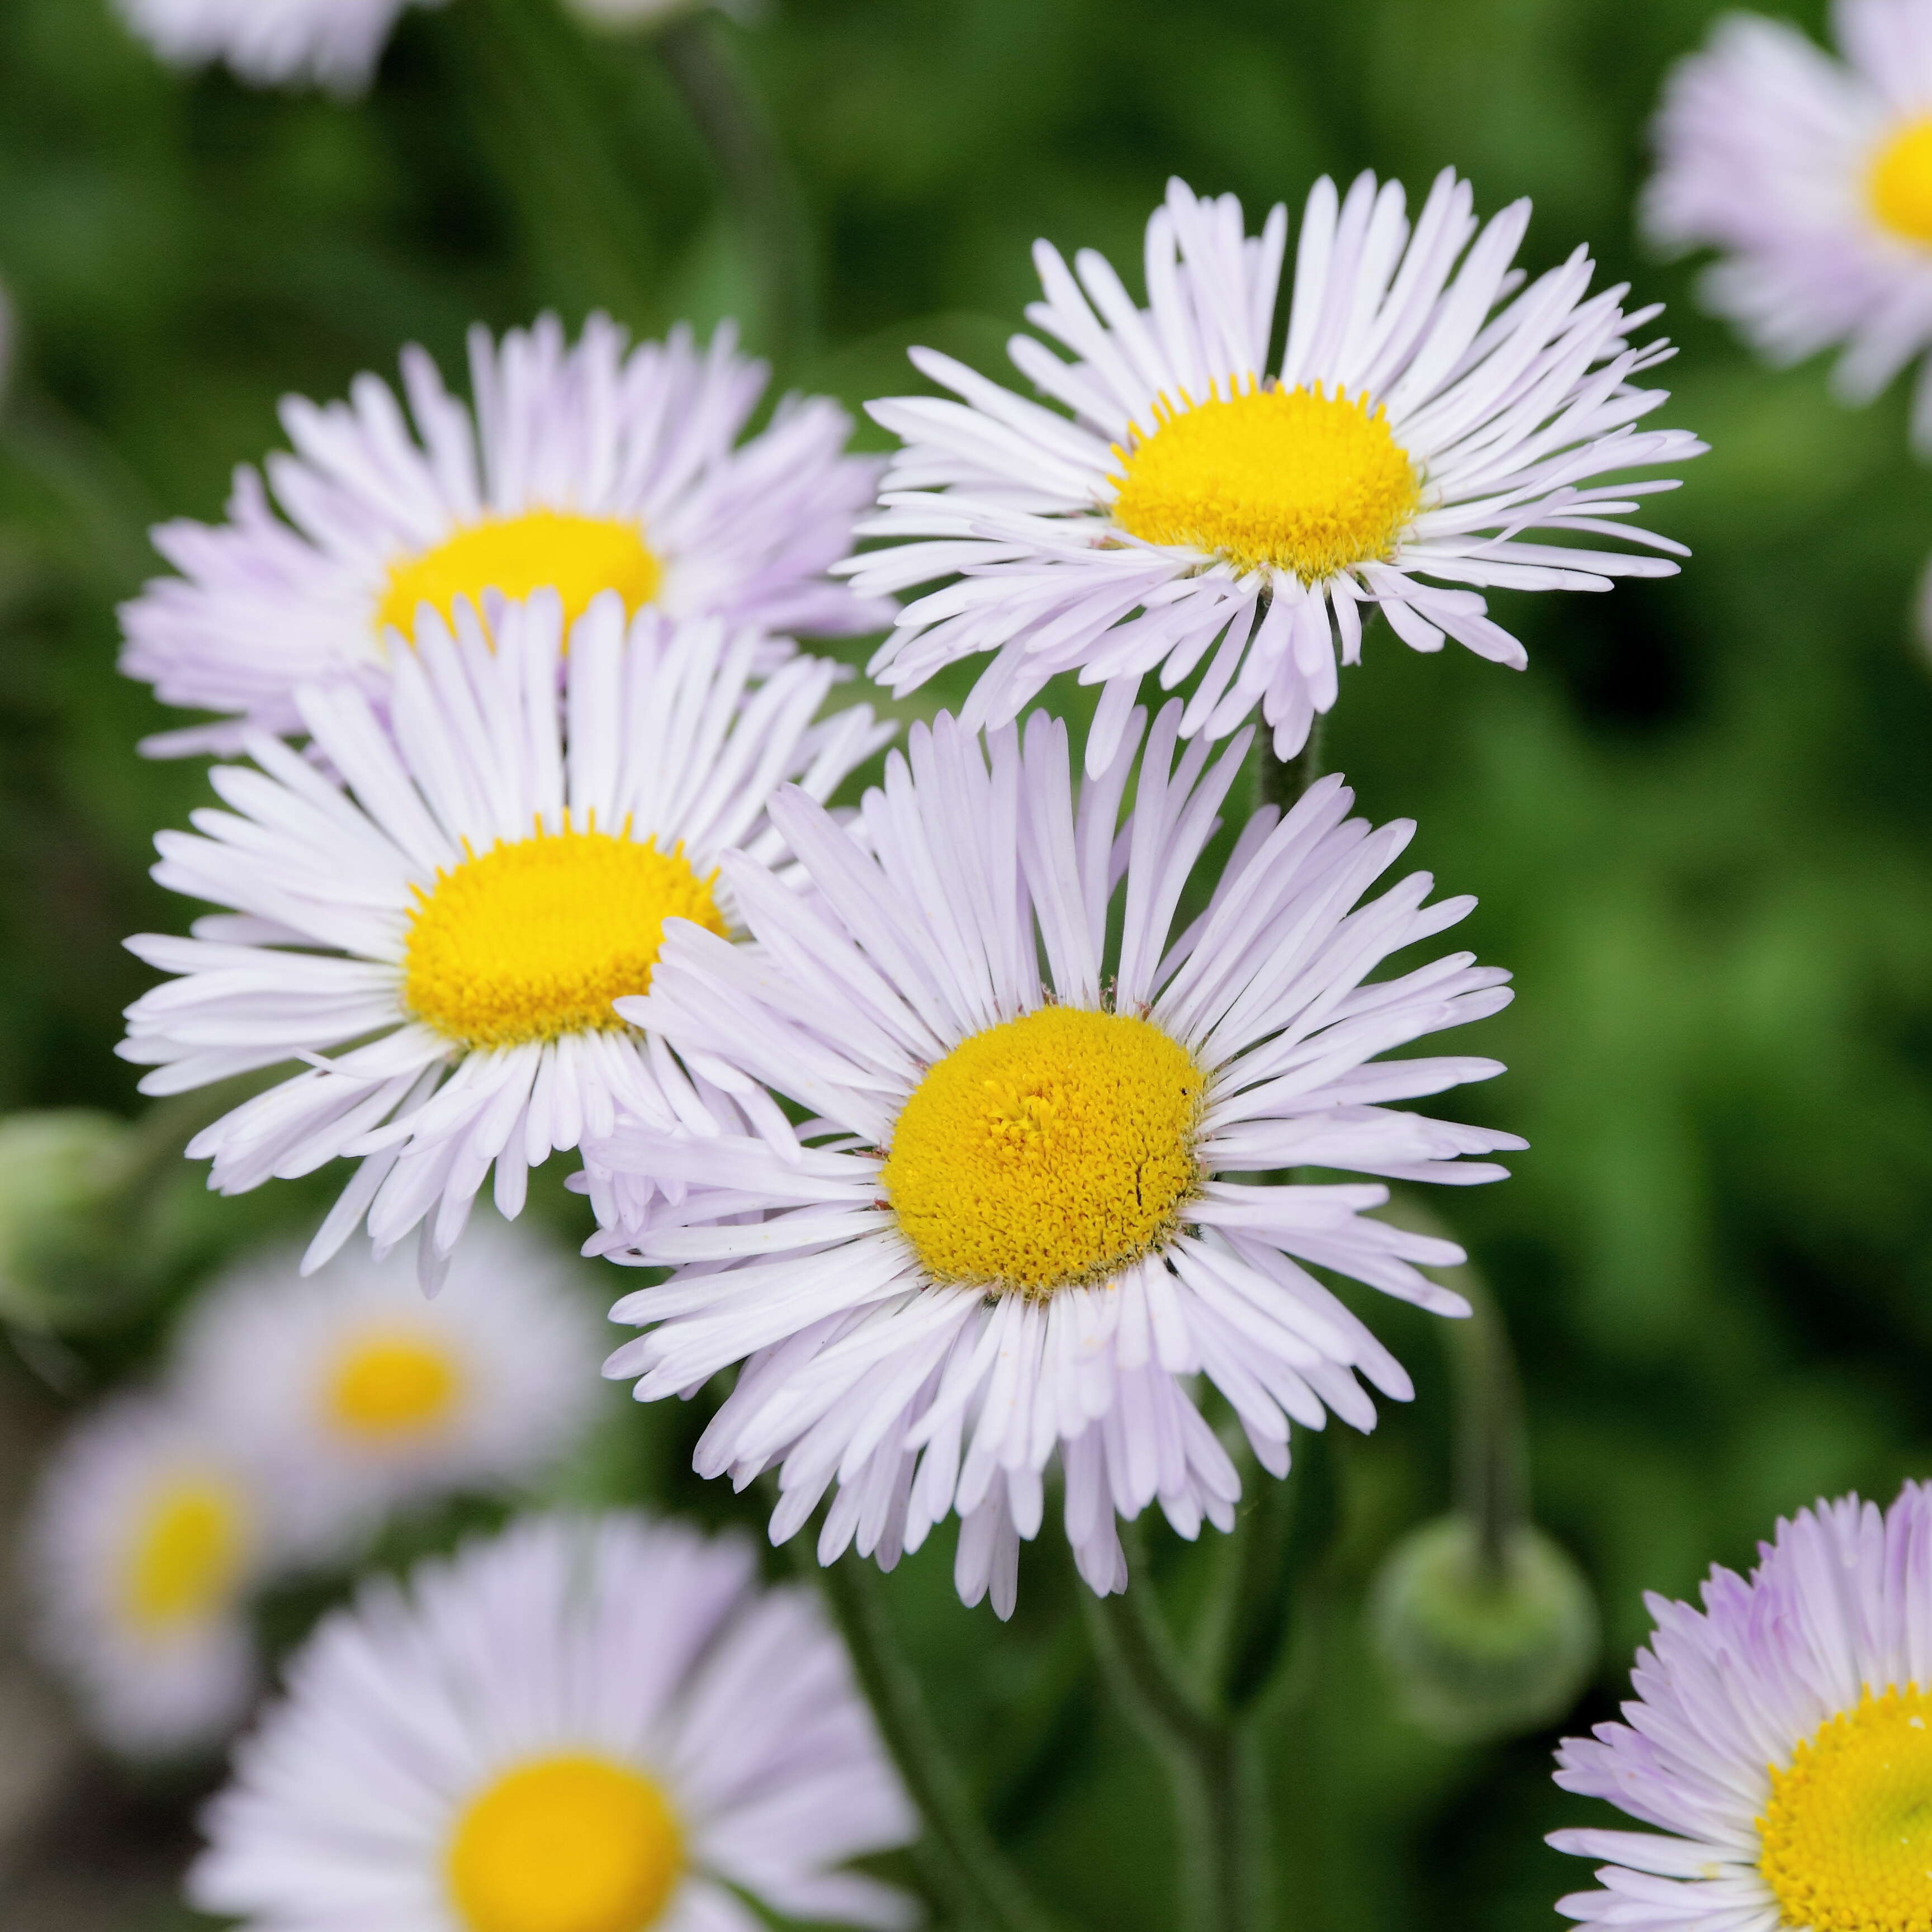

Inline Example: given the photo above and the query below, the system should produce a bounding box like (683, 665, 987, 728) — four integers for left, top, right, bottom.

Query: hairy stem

(1452, 1272, 1528, 1580)
(810, 1551, 1057, 1932)
(1254, 709, 1327, 818)
(1215, 1427, 1337, 1713)
(1083, 1541, 1268, 1932)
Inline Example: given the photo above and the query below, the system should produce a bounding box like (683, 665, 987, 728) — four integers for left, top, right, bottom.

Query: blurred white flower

(848, 172, 1699, 774)
(191, 1512, 918, 1932)
(1550, 1481, 1932, 1932)
(1647, 0, 1932, 450)
(22, 1394, 273, 1755)
(113, 0, 441, 96)
(169, 1220, 607, 1562)
(118, 596, 887, 1287)
(121, 315, 889, 755)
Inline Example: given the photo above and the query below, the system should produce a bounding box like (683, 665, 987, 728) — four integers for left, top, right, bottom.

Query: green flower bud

(0, 1110, 141, 1329)
(1369, 1514, 1599, 1745)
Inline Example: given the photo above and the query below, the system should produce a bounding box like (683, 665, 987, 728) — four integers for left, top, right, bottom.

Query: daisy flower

(114, 0, 438, 94)
(118, 593, 889, 1286)
(23, 1394, 274, 1755)
(845, 172, 1701, 774)
(1550, 1480, 1932, 1932)
(169, 1220, 606, 1561)
(1647, 0, 1932, 451)
(587, 703, 1522, 1616)
(190, 1512, 917, 1932)
(121, 314, 890, 755)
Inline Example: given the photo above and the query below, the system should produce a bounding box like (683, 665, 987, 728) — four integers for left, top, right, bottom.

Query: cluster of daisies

(112, 195, 1696, 1616)
(23, 1222, 603, 1756)
(39, 2, 1932, 1923)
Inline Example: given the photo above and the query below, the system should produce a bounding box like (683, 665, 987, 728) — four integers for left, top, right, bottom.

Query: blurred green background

(0, 0, 1926, 1925)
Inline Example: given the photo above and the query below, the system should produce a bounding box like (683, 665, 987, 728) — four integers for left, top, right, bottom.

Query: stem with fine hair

(807, 1549, 1057, 1932)
(1254, 708, 1327, 818)
(1082, 1533, 1269, 1932)
(1451, 1269, 1528, 1580)
(655, 12, 818, 370)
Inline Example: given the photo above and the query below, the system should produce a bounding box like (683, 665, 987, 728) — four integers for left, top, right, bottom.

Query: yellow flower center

(1870, 118, 1932, 247)
(881, 1006, 1205, 1296)
(376, 510, 663, 642)
(325, 1329, 462, 1441)
(447, 1754, 685, 1932)
(403, 826, 728, 1050)
(1758, 1684, 1932, 1931)
(1109, 381, 1421, 582)
(119, 1477, 249, 1637)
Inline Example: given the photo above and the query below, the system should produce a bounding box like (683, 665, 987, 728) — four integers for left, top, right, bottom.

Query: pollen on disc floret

(1110, 381, 1422, 583)
(1755, 1684, 1932, 1932)
(882, 1006, 1205, 1296)
(401, 823, 728, 1051)
(1551, 1480, 1932, 1932)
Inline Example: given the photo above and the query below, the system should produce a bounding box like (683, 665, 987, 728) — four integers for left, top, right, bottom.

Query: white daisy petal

(23, 1396, 274, 1756)
(589, 700, 1516, 1613)
(847, 173, 1701, 770)
(121, 598, 882, 1270)
(113, 0, 435, 93)
(189, 1513, 917, 1932)
(1646, 1, 1932, 455)
(122, 316, 890, 752)
(1550, 1481, 1932, 1932)
(169, 1221, 606, 1564)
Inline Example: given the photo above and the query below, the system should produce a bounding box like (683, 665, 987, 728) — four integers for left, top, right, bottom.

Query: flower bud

(1370, 1514, 1599, 1745)
(0, 1110, 141, 1329)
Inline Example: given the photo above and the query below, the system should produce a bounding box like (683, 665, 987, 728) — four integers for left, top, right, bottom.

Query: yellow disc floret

(119, 1477, 249, 1638)
(376, 510, 663, 643)
(403, 826, 728, 1051)
(1871, 118, 1932, 247)
(882, 1006, 1205, 1296)
(447, 1754, 685, 1932)
(325, 1330, 462, 1441)
(1757, 1684, 1932, 1931)
(1109, 380, 1421, 582)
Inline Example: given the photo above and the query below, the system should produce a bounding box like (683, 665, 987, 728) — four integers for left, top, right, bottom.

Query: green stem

(1450, 1272, 1528, 1581)
(1216, 1426, 1337, 1712)
(0, 393, 160, 587)
(457, 0, 662, 330)
(809, 1551, 1057, 1932)
(1254, 709, 1326, 818)
(1082, 1536, 1268, 1932)
(654, 13, 818, 369)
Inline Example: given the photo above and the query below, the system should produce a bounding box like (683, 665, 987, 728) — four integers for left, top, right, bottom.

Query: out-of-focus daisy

(119, 594, 889, 1286)
(191, 1512, 917, 1932)
(114, 0, 438, 94)
(1550, 1481, 1932, 1932)
(846, 172, 1700, 773)
(169, 1221, 605, 1560)
(23, 1395, 272, 1755)
(1648, 0, 1932, 450)
(588, 704, 1521, 1616)
(122, 315, 889, 755)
